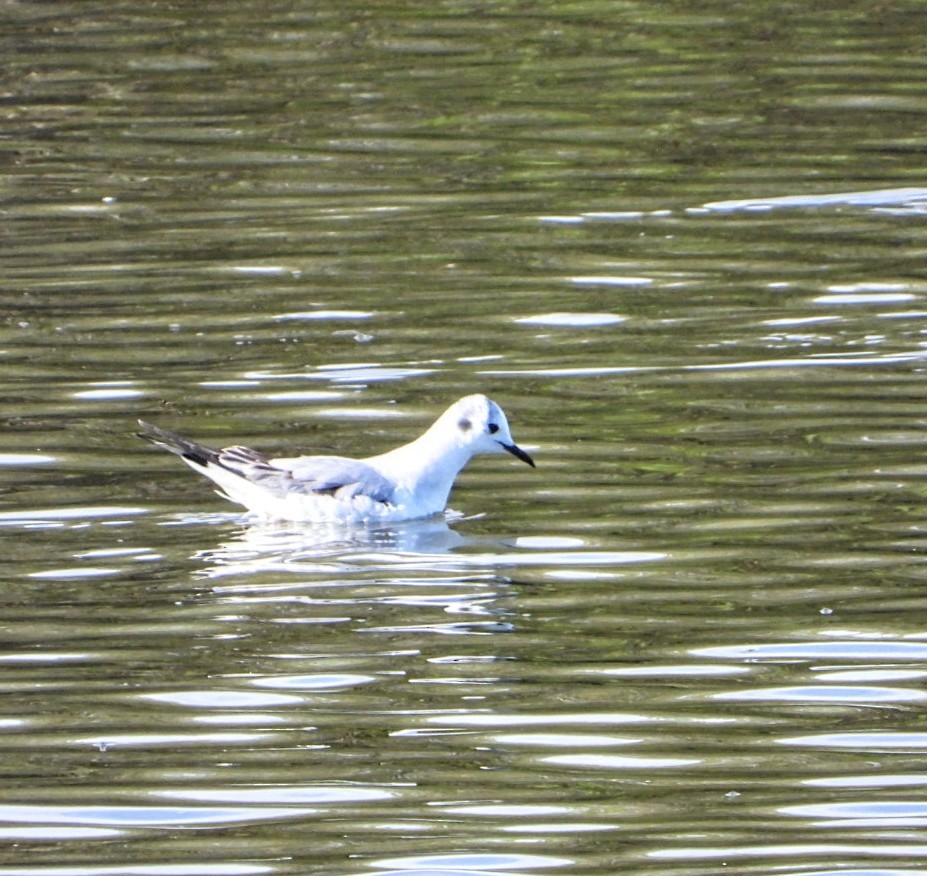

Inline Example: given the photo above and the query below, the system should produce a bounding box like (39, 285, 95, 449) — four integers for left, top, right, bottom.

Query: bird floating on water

(138, 394, 535, 523)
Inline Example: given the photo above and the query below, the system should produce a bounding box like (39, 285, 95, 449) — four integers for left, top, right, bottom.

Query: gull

(138, 394, 535, 523)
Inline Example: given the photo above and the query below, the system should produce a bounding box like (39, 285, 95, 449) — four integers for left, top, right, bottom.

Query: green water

(3, 1, 927, 874)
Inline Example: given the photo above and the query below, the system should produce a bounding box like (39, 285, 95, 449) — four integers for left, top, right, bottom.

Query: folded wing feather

(219, 447, 395, 503)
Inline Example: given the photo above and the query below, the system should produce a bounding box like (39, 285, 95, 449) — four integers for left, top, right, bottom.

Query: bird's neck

(368, 429, 472, 512)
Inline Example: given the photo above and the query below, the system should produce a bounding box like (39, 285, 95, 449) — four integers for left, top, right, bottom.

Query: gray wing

(139, 423, 394, 504)
(271, 454, 396, 502)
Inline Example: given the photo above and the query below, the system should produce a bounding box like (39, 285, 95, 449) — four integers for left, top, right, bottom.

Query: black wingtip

(136, 420, 218, 468)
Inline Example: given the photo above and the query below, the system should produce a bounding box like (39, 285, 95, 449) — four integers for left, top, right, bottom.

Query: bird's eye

(487, 423, 500, 434)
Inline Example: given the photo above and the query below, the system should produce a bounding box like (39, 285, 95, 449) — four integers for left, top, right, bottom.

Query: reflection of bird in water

(194, 517, 518, 635)
(139, 394, 534, 523)
(195, 515, 471, 578)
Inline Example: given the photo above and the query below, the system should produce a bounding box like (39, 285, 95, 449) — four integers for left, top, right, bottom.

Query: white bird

(138, 394, 535, 523)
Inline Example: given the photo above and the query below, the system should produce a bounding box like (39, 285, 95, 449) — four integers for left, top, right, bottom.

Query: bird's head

(443, 394, 535, 467)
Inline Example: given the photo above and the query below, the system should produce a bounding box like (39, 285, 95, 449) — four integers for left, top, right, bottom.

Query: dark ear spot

(487, 423, 500, 435)
(458, 417, 472, 432)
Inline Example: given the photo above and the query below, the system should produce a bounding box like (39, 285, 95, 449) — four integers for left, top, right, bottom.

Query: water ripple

(781, 733, 927, 750)
(692, 641, 927, 661)
(545, 753, 700, 769)
(369, 853, 572, 873)
(0, 802, 313, 828)
(163, 785, 395, 805)
(649, 842, 927, 860)
(714, 685, 926, 703)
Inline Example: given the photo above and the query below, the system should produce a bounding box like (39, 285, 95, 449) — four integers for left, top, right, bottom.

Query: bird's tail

(137, 420, 220, 468)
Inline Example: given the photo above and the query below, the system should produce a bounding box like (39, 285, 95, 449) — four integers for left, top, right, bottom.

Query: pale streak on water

(3, 1, 927, 874)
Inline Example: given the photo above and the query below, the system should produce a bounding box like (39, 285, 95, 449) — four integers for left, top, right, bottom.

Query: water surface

(3, 2, 927, 874)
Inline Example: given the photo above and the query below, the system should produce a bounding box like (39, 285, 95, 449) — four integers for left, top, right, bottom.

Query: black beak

(502, 442, 536, 468)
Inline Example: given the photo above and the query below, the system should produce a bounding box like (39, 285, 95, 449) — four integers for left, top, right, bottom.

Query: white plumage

(138, 394, 535, 523)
